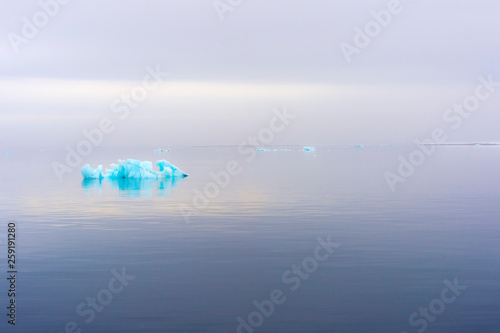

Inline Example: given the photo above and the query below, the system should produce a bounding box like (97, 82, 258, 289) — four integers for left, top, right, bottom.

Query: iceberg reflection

(81, 177, 184, 197)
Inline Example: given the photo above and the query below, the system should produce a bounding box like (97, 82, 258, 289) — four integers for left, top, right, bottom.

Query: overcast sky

(1, 0, 499, 148)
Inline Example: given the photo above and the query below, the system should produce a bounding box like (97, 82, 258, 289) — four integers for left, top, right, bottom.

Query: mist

(1, 0, 499, 149)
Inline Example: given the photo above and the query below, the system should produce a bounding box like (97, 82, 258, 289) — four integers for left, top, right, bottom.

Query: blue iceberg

(81, 159, 188, 179)
(303, 146, 316, 151)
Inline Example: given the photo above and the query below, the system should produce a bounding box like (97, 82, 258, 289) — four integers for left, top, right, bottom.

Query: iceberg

(303, 146, 316, 151)
(81, 159, 188, 179)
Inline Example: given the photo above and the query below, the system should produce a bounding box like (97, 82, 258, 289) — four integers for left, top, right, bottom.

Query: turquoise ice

(81, 159, 188, 179)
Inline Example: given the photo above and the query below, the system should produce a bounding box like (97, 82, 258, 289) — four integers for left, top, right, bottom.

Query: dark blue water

(1, 146, 499, 332)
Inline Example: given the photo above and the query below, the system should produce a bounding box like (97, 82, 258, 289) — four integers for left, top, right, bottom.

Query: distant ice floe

(81, 159, 188, 179)
(154, 148, 169, 152)
(256, 148, 292, 152)
(419, 142, 500, 146)
(354, 145, 364, 148)
(303, 146, 316, 151)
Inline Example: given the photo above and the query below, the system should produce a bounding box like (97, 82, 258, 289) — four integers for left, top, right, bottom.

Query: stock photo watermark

(235, 235, 340, 332)
(55, 267, 135, 333)
(213, 0, 244, 21)
(400, 278, 467, 333)
(7, 0, 73, 54)
(179, 106, 296, 223)
(339, 0, 414, 64)
(385, 74, 500, 192)
(51, 65, 168, 182)
(6, 221, 17, 326)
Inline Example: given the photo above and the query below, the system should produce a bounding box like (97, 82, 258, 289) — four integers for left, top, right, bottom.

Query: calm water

(1, 146, 500, 332)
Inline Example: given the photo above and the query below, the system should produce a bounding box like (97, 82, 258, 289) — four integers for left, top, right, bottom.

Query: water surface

(1, 146, 499, 332)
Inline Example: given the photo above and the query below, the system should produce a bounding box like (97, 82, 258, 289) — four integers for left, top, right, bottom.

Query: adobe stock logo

(339, 0, 412, 64)
(384, 74, 499, 192)
(213, 0, 243, 21)
(55, 267, 135, 333)
(400, 278, 467, 333)
(51, 65, 168, 182)
(179, 107, 296, 223)
(7, 0, 73, 54)
(235, 236, 339, 333)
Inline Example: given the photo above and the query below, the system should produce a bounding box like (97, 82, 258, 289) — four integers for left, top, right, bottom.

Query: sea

(1, 145, 499, 332)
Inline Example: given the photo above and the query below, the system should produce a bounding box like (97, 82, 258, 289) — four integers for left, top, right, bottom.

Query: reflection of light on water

(81, 177, 184, 197)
